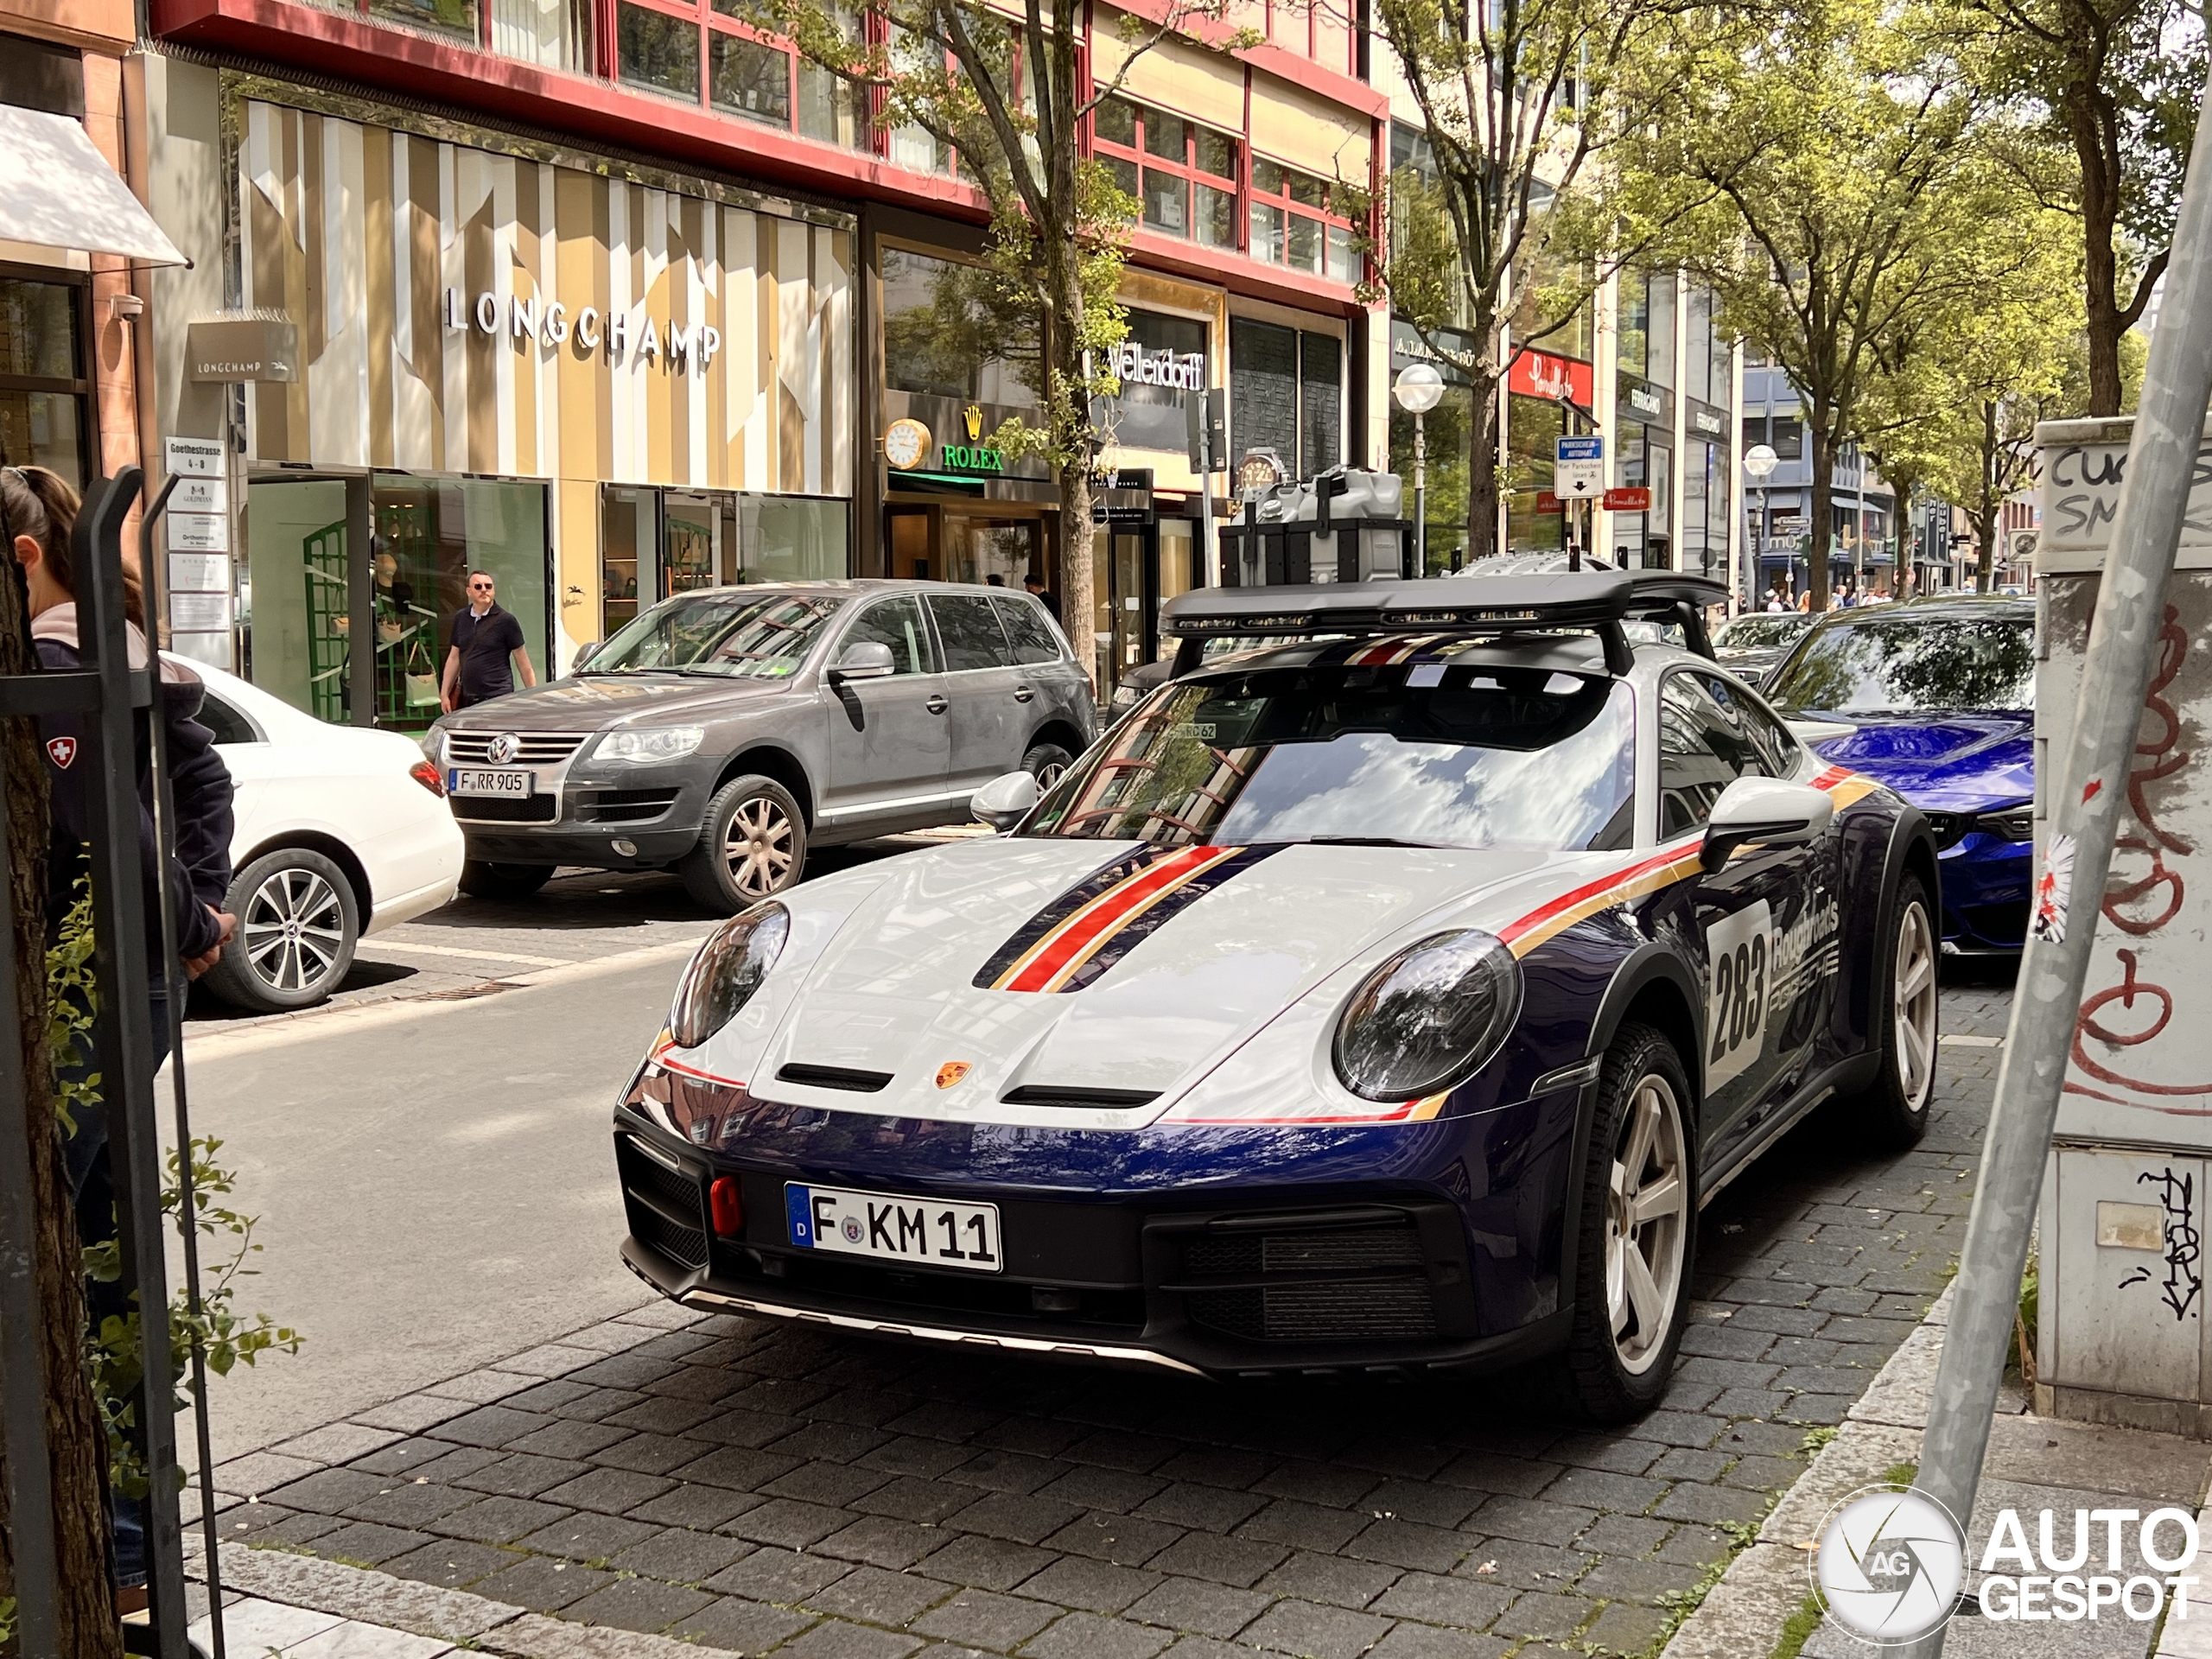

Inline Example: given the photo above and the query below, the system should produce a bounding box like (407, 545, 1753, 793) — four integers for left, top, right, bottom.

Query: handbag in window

(404, 633, 442, 709)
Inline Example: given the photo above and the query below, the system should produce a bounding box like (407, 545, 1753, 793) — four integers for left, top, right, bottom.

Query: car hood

(442, 671, 799, 729)
(1809, 713, 2033, 811)
(689, 835, 1618, 1128)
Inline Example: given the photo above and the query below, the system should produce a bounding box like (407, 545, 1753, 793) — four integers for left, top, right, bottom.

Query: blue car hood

(1811, 713, 2033, 812)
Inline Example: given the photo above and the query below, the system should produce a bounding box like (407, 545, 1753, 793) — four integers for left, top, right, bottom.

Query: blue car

(1764, 596, 2037, 955)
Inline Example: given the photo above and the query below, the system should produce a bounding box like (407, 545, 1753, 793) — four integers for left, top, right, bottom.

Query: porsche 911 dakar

(611, 571, 1941, 1421)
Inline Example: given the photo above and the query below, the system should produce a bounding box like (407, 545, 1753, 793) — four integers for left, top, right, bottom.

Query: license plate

(448, 767, 532, 798)
(785, 1183, 1001, 1274)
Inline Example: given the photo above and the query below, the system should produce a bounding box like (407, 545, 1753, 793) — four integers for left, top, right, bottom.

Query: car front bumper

(1938, 836, 2030, 953)
(609, 1072, 1583, 1379)
(451, 765, 706, 868)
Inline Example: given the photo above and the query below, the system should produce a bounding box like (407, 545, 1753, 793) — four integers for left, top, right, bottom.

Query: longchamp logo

(1814, 1485, 1966, 1644)
(935, 1062, 972, 1090)
(45, 735, 77, 769)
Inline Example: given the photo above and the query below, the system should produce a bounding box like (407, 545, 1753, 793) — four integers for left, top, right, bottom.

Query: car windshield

(1026, 661, 1637, 852)
(1715, 615, 1808, 650)
(1766, 612, 2036, 716)
(586, 591, 845, 679)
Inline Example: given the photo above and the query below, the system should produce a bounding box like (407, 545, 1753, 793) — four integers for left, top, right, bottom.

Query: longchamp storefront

(173, 86, 856, 730)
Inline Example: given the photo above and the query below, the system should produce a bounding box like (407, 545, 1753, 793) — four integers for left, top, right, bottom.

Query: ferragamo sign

(443, 287, 723, 371)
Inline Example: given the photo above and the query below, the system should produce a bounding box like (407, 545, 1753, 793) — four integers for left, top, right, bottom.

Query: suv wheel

(683, 774, 808, 913)
(1849, 872, 1939, 1149)
(1021, 741, 1075, 789)
(200, 848, 360, 1013)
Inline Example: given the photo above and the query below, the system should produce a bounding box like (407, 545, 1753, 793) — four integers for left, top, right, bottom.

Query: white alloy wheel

(1605, 1073, 1689, 1376)
(244, 864, 348, 994)
(1892, 897, 1938, 1108)
(722, 794, 796, 899)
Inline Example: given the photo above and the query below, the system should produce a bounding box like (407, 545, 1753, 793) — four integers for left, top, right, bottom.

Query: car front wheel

(1021, 741, 1075, 790)
(200, 847, 361, 1014)
(1558, 1023, 1695, 1422)
(1850, 871, 1939, 1149)
(682, 774, 808, 913)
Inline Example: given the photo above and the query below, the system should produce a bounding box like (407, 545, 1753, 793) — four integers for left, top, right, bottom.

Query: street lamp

(1743, 442, 1778, 609)
(1394, 362, 1445, 575)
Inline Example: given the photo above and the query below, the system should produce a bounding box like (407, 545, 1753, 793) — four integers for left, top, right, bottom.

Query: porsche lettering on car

(612, 572, 1941, 1421)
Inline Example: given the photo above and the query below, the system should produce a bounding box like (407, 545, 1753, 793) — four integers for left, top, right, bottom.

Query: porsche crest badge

(935, 1062, 972, 1090)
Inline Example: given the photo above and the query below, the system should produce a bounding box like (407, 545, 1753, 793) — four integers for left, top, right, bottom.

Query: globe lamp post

(1394, 362, 1445, 575)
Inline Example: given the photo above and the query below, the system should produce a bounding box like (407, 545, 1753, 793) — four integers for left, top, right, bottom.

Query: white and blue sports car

(613, 572, 1941, 1421)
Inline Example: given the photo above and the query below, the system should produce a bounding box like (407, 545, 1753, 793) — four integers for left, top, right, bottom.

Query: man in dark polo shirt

(442, 570, 538, 711)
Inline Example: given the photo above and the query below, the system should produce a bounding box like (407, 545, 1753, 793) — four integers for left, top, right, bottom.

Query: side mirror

(1700, 776, 1835, 873)
(971, 769, 1041, 831)
(573, 639, 603, 670)
(830, 640, 896, 683)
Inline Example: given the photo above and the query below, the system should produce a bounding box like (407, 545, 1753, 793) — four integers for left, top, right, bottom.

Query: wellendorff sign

(443, 287, 723, 371)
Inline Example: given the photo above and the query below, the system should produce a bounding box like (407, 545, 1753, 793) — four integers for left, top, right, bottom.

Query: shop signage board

(169, 475, 226, 515)
(168, 592, 231, 633)
(1603, 486, 1651, 512)
(168, 553, 227, 594)
(186, 317, 299, 383)
(168, 513, 228, 554)
(163, 435, 224, 478)
(1507, 347, 1595, 409)
(1554, 435, 1605, 499)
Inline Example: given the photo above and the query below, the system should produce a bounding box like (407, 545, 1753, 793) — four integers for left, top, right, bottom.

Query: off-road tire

(1850, 872, 1939, 1150)
(1557, 1022, 1697, 1423)
(682, 774, 808, 913)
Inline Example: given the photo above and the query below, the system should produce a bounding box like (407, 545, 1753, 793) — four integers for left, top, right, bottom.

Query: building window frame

(1249, 156, 1358, 282)
(1091, 94, 1243, 251)
(0, 262, 94, 490)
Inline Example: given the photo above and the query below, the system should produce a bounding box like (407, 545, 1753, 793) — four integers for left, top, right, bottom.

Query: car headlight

(1980, 807, 2033, 842)
(670, 904, 789, 1048)
(1110, 683, 1141, 709)
(420, 727, 446, 765)
(600, 726, 706, 765)
(1333, 930, 1522, 1102)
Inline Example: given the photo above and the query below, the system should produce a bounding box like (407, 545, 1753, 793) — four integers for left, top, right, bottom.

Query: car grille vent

(587, 788, 682, 823)
(1181, 1228, 1425, 1276)
(616, 1138, 708, 1269)
(1000, 1085, 1161, 1110)
(777, 1063, 895, 1093)
(1188, 1281, 1438, 1343)
(446, 731, 590, 765)
(451, 795, 558, 823)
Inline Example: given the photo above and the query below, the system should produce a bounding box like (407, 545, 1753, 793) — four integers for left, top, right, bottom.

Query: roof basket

(1159, 571, 1729, 675)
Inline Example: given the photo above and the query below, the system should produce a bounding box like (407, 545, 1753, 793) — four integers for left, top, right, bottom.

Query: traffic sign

(1555, 435, 1604, 461)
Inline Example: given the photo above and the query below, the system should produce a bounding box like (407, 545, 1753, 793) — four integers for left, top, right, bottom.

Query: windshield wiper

(1300, 835, 1446, 849)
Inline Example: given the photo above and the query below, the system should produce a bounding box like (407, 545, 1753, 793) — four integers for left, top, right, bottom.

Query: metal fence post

(1901, 49, 2212, 1659)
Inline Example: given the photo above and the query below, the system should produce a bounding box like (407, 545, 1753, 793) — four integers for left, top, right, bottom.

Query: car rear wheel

(458, 860, 554, 900)
(1850, 872, 1939, 1149)
(200, 848, 360, 1014)
(1021, 741, 1075, 790)
(1558, 1023, 1695, 1423)
(683, 774, 808, 913)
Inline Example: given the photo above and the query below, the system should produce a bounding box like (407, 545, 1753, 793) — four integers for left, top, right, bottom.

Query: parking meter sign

(1554, 435, 1605, 499)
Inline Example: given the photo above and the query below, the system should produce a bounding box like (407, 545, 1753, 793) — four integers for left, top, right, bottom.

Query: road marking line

(1940, 1033, 2003, 1047)
(359, 938, 574, 968)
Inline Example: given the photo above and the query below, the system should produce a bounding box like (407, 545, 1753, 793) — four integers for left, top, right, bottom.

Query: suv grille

(1188, 1281, 1438, 1342)
(450, 795, 557, 823)
(447, 731, 591, 766)
(1178, 1219, 1437, 1344)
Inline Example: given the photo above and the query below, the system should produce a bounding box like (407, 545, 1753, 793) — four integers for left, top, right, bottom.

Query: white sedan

(180, 658, 466, 1013)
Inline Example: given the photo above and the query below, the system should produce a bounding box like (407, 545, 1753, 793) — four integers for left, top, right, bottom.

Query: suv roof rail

(1160, 571, 1728, 674)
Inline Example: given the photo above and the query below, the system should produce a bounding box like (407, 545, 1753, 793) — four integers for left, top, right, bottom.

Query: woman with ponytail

(3, 461, 238, 1611)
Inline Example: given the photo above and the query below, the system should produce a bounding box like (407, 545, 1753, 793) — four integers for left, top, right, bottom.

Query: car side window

(1658, 672, 1767, 837)
(842, 597, 937, 675)
(927, 594, 1016, 672)
(991, 595, 1064, 665)
(1716, 676, 1798, 775)
(198, 691, 261, 745)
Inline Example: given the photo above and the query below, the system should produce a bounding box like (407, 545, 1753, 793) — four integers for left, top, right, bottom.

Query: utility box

(2034, 416, 2212, 1436)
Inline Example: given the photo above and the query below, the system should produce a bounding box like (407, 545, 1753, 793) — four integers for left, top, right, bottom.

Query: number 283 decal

(1706, 900, 1772, 1090)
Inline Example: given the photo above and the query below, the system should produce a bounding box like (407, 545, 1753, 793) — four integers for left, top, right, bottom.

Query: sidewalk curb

(1662, 1282, 1955, 1656)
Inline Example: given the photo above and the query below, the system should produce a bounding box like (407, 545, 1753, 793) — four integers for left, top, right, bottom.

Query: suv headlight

(1333, 930, 1522, 1101)
(1980, 806, 2033, 842)
(419, 728, 446, 765)
(600, 726, 706, 765)
(670, 904, 789, 1049)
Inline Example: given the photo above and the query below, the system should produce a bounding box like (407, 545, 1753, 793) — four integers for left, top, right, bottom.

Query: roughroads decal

(976, 844, 1283, 995)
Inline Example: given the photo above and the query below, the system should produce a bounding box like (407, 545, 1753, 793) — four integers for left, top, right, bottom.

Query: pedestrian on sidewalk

(1023, 569, 1060, 622)
(441, 570, 537, 713)
(5, 461, 239, 1615)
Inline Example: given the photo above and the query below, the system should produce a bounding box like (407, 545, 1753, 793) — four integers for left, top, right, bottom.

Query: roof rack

(1159, 571, 1729, 675)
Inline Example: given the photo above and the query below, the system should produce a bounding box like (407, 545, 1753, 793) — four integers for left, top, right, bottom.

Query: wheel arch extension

(1026, 718, 1088, 760)
(713, 746, 816, 828)
(235, 830, 372, 920)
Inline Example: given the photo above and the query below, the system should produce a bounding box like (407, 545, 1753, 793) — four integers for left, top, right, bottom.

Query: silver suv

(424, 581, 1096, 912)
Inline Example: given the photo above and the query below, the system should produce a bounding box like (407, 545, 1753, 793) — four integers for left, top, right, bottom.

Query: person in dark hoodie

(3, 462, 238, 1611)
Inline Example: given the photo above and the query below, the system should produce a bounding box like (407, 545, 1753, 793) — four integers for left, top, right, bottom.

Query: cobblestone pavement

(214, 972, 2014, 1659)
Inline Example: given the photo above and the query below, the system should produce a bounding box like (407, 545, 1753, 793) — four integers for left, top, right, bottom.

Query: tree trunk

(1806, 405, 1834, 613)
(1976, 401, 2001, 594)
(2066, 79, 2127, 416)
(1042, 250, 1097, 691)
(0, 555, 122, 1658)
(1465, 372, 1502, 562)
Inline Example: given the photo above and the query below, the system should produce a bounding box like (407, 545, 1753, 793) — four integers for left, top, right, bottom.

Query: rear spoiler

(1160, 570, 1728, 676)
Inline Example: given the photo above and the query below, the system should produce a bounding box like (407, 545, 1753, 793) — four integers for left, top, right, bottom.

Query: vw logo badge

(1813, 1484, 1965, 1643)
(486, 732, 521, 766)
